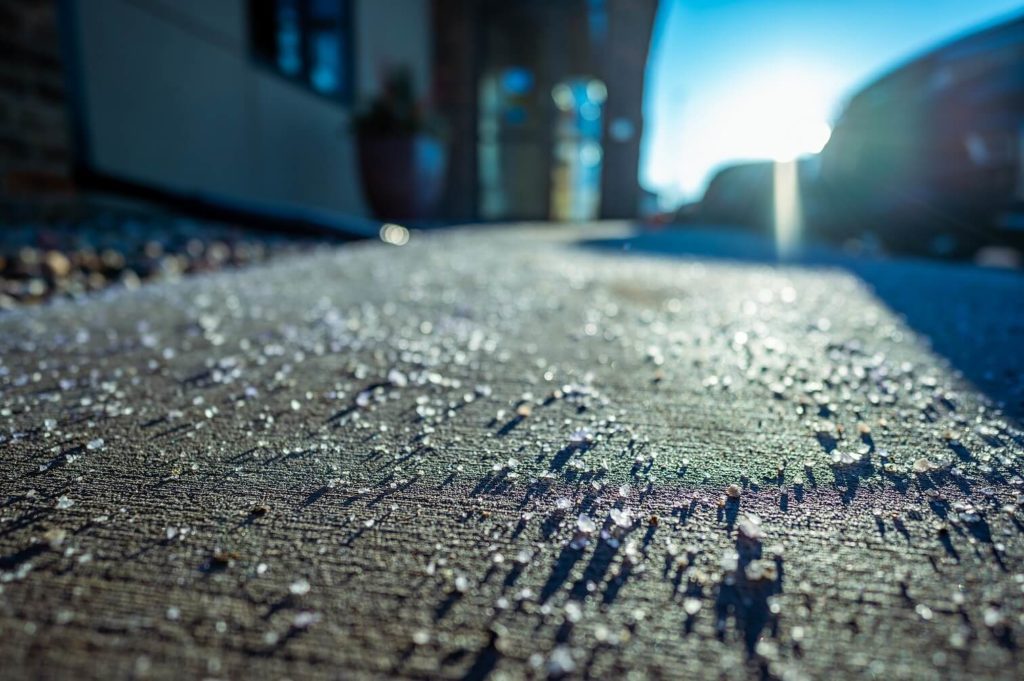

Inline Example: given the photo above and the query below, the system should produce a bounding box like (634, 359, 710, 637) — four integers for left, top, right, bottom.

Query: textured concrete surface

(2, 223, 1024, 680)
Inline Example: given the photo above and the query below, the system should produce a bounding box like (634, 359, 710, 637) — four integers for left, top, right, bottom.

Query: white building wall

(74, 0, 433, 216)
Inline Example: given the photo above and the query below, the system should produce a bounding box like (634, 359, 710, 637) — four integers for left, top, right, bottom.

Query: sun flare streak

(773, 159, 802, 258)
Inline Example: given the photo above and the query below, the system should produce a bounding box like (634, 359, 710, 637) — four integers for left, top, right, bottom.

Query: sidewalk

(1, 223, 1022, 679)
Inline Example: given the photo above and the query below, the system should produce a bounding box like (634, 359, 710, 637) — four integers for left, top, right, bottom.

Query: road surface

(1, 223, 1023, 679)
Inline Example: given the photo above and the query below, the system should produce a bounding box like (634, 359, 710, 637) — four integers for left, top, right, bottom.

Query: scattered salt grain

(289, 578, 311, 596)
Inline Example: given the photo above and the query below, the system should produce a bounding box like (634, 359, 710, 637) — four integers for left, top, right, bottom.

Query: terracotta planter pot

(356, 133, 447, 221)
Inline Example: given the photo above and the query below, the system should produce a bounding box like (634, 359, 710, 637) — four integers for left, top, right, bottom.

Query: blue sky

(640, 0, 1024, 205)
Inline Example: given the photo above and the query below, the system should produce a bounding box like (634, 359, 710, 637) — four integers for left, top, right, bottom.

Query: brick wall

(0, 0, 73, 198)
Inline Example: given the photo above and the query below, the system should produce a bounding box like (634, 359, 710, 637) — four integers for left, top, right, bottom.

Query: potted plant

(353, 67, 448, 221)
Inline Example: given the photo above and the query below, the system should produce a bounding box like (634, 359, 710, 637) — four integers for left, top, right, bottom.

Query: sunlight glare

(654, 66, 839, 198)
(773, 159, 802, 258)
(719, 71, 834, 162)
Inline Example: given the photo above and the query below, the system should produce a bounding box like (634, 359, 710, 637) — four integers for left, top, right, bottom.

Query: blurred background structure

(0, 0, 73, 197)
(1, 0, 657, 225)
(690, 9, 1024, 257)
(0, 0, 1023, 298)
(59, 0, 434, 221)
(434, 0, 657, 221)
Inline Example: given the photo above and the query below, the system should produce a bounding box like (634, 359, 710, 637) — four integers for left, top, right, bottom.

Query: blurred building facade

(59, 0, 431, 218)
(435, 0, 657, 221)
(1, 0, 658, 223)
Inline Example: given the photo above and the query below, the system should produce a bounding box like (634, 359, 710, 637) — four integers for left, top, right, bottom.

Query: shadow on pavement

(576, 226, 1024, 419)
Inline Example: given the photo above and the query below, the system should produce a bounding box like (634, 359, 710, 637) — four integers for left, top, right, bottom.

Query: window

(248, 0, 354, 103)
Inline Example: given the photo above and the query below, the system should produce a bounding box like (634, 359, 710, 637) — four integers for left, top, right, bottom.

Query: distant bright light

(709, 70, 834, 162)
(586, 79, 607, 104)
(552, 83, 575, 111)
(761, 119, 832, 162)
(647, 65, 839, 199)
(379, 223, 409, 246)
